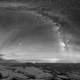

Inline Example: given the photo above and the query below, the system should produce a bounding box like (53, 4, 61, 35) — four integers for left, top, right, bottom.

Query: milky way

(0, 1, 80, 63)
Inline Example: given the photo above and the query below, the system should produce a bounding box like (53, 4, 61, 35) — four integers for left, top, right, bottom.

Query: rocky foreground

(0, 60, 80, 80)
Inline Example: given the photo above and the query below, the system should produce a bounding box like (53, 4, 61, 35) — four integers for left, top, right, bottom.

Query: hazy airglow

(0, 45, 80, 63)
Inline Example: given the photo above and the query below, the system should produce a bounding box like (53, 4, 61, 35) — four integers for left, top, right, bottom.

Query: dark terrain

(0, 60, 80, 80)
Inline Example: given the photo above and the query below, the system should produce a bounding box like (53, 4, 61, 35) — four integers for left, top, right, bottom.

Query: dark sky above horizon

(0, 0, 80, 63)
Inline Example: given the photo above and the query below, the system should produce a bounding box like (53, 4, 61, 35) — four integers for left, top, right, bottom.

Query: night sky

(0, 0, 80, 63)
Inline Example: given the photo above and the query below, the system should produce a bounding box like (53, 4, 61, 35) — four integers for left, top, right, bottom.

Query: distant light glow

(47, 58, 60, 62)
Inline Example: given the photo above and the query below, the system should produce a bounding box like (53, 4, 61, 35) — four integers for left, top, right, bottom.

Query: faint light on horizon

(46, 58, 60, 63)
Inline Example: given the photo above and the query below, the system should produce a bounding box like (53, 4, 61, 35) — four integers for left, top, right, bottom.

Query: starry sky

(0, 0, 80, 63)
